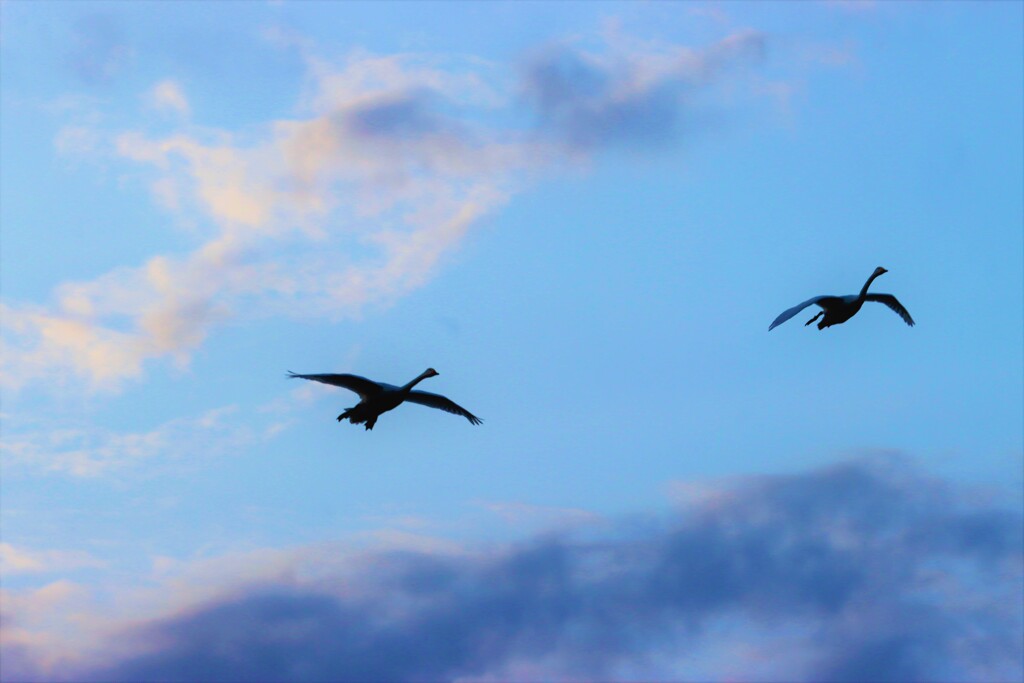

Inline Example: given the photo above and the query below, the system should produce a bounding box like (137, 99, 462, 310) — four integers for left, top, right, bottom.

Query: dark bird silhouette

(288, 368, 482, 430)
(769, 267, 915, 331)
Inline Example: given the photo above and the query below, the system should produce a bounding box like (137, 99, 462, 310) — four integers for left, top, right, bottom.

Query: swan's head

(873, 266, 888, 277)
(424, 368, 439, 378)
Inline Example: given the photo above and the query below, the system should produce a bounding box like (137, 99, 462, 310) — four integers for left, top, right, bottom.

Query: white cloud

(2, 30, 769, 393)
(0, 544, 105, 576)
(53, 125, 100, 156)
(1, 405, 257, 476)
(145, 79, 190, 116)
(4, 50, 533, 392)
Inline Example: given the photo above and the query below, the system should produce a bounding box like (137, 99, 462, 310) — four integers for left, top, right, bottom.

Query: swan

(769, 267, 914, 331)
(287, 368, 482, 430)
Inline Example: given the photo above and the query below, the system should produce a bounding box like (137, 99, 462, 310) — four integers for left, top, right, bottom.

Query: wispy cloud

(476, 500, 602, 531)
(522, 29, 766, 152)
(2, 28, 773, 394)
(0, 544, 105, 576)
(144, 80, 190, 117)
(4, 458, 1020, 681)
(65, 13, 133, 86)
(1, 405, 263, 477)
(2, 51, 527, 392)
(53, 125, 101, 156)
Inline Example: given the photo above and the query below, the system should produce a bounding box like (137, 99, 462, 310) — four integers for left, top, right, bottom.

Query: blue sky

(1, 2, 1022, 681)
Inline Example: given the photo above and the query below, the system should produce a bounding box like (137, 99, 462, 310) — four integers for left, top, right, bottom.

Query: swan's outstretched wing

(769, 296, 836, 331)
(865, 294, 915, 326)
(287, 372, 384, 399)
(406, 390, 482, 425)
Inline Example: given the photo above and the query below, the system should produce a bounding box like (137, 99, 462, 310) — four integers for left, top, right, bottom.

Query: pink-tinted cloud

(0, 544, 105, 576)
(5, 457, 1020, 681)
(3, 29, 772, 393)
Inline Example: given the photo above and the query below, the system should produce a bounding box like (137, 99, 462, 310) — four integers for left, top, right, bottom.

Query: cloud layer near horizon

(4, 457, 1020, 682)
(1, 29, 767, 393)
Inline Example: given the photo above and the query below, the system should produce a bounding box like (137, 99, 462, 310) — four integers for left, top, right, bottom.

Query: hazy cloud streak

(1, 405, 261, 477)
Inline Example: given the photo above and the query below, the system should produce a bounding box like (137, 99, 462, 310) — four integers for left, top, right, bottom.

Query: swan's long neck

(400, 371, 433, 393)
(859, 270, 883, 299)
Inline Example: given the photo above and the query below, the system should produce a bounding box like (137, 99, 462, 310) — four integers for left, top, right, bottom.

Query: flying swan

(769, 267, 915, 331)
(288, 368, 482, 430)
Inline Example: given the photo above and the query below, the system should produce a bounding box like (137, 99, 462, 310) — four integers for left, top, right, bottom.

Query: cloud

(145, 80, 191, 117)
(522, 30, 766, 152)
(0, 544, 105, 576)
(1, 405, 263, 477)
(65, 14, 133, 85)
(0, 581, 93, 682)
(2, 50, 525, 392)
(477, 500, 603, 531)
(7, 457, 1019, 681)
(3, 29, 771, 393)
(53, 126, 101, 156)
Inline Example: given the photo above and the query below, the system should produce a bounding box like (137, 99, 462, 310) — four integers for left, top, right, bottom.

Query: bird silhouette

(288, 368, 482, 430)
(769, 267, 914, 331)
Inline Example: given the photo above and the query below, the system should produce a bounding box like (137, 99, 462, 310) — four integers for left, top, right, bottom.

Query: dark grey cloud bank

(25, 457, 1015, 682)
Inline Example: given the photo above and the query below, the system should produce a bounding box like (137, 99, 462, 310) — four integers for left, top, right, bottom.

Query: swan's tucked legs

(805, 311, 824, 326)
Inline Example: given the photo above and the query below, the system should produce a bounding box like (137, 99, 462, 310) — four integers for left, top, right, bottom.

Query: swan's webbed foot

(805, 311, 824, 326)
